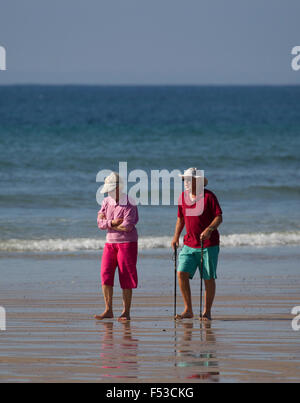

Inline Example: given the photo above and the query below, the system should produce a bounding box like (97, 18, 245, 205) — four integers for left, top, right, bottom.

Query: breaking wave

(0, 232, 300, 252)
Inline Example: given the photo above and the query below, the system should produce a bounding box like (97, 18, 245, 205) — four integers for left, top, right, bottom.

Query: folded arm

(98, 212, 124, 230)
(114, 206, 137, 232)
(97, 211, 113, 230)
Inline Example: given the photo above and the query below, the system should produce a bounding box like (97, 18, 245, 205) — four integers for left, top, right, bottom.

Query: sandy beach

(1, 246, 300, 383)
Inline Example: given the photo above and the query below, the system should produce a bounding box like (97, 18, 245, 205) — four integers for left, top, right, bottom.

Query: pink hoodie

(97, 194, 138, 243)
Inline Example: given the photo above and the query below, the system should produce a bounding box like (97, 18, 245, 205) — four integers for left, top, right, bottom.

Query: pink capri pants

(101, 242, 138, 289)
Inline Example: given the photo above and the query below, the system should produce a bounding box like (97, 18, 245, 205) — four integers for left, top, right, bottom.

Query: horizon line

(0, 83, 300, 87)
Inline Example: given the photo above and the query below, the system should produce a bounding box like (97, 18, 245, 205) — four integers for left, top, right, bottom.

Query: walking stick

(200, 239, 204, 320)
(174, 244, 178, 319)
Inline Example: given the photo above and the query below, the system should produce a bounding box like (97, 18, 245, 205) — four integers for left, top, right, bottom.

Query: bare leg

(201, 279, 216, 321)
(176, 272, 194, 319)
(118, 289, 132, 322)
(94, 285, 114, 320)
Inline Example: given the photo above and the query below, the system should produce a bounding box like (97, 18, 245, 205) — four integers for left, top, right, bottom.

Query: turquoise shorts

(178, 245, 220, 280)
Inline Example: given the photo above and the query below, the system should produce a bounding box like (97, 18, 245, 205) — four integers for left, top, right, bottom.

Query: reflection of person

(95, 172, 139, 322)
(171, 168, 223, 321)
(175, 321, 219, 381)
(99, 321, 139, 380)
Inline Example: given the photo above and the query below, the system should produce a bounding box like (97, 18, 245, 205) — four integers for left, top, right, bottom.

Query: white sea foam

(221, 232, 300, 247)
(0, 232, 299, 252)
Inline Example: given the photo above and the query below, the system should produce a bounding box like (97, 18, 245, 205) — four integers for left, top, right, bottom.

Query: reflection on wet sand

(90, 311, 300, 382)
(95, 319, 220, 382)
(98, 321, 139, 380)
(175, 321, 219, 382)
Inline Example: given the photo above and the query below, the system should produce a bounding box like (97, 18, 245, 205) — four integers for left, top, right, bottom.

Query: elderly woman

(95, 172, 139, 322)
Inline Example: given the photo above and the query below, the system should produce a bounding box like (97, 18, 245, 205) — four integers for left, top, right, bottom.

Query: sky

(0, 0, 300, 85)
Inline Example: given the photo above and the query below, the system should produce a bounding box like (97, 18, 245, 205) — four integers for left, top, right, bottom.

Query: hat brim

(178, 174, 202, 179)
(100, 183, 118, 193)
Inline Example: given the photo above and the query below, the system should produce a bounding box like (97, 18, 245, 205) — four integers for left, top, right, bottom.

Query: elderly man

(95, 172, 138, 322)
(171, 168, 223, 321)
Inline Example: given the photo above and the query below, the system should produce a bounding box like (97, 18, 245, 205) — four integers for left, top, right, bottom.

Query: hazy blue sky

(0, 0, 300, 84)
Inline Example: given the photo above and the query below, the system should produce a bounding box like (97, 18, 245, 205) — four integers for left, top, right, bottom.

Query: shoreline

(0, 243, 299, 258)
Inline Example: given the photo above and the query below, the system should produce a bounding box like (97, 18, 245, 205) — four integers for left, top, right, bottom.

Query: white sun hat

(100, 172, 123, 194)
(179, 167, 203, 179)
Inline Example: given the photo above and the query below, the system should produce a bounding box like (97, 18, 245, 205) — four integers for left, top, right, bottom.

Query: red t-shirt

(178, 189, 222, 248)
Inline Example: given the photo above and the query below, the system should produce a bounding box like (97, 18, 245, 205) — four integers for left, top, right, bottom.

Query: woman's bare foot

(118, 312, 131, 322)
(200, 312, 212, 321)
(175, 311, 194, 320)
(94, 310, 114, 320)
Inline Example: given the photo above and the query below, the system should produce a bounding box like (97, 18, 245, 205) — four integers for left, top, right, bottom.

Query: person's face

(108, 185, 120, 200)
(183, 177, 200, 194)
(183, 178, 192, 192)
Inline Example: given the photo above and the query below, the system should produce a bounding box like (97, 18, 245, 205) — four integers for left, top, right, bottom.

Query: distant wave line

(0, 232, 300, 252)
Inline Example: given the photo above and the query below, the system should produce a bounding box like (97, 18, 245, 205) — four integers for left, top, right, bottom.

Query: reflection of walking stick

(200, 240, 204, 320)
(174, 245, 178, 319)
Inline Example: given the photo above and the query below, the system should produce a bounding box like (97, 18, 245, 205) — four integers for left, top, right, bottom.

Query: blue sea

(0, 85, 300, 253)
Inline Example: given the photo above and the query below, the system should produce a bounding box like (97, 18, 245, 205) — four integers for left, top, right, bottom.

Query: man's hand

(171, 238, 179, 251)
(111, 218, 123, 227)
(171, 217, 185, 251)
(200, 227, 213, 241)
(200, 216, 222, 242)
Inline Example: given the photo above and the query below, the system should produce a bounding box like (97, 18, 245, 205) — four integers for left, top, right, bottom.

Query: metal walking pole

(200, 240, 204, 320)
(174, 245, 177, 319)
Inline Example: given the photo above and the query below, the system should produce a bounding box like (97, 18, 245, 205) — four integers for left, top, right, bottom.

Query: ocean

(0, 85, 300, 253)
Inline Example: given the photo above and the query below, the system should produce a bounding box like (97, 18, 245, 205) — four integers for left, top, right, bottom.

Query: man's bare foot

(94, 311, 114, 320)
(118, 312, 131, 322)
(200, 312, 212, 321)
(175, 311, 194, 320)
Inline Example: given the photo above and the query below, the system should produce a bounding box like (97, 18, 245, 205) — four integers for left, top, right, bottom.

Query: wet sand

(1, 247, 300, 382)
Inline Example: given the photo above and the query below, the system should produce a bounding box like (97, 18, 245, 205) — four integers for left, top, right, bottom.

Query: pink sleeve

(97, 200, 112, 230)
(120, 204, 138, 232)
